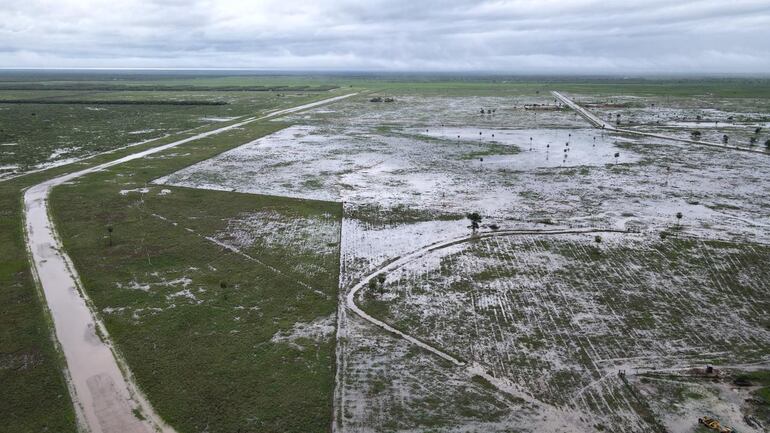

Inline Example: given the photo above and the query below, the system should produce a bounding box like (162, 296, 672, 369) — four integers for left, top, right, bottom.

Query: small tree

(722, 135, 729, 145)
(376, 273, 387, 294)
(467, 212, 482, 234)
(675, 212, 683, 228)
(106, 225, 114, 246)
(691, 130, 702, 141)
(765, 139, 770, 150)
(749, 136, 757, 146)
(594, 235, 602, 244)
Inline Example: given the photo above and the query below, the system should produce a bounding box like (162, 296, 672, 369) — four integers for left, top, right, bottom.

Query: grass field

(48, 119, 343, 433)
(0, 80, 334, 432)
(0, 76, 335, 177)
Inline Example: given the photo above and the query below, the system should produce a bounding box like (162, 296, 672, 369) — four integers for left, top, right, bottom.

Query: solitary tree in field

(675, 212, 683, 228)
(467, 212, 482, 234)
(368, 273, 388, 295)
(614, 152, 620, 164)
(106, 225, 113, 247)
(691, 130, 702, 141)
(722, 135, 729, 145)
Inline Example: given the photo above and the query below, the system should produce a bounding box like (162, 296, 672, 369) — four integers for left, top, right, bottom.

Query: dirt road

(345, 226, 628, 365)
(552, 91, 614, 129)
(552, 90, 769, 155)
(23, 93, 357, 433)
(342, 227, 628, 433)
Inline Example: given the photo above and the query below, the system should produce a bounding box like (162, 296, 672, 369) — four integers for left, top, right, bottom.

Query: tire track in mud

(344, 227, 630, 411)
(22, 93, 358, 433)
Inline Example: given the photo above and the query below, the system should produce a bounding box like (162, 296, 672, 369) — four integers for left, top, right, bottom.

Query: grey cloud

(0, 0, 768, 73)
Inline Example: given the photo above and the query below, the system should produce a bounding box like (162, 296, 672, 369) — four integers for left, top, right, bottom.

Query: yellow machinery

(698, 416, 733, 433)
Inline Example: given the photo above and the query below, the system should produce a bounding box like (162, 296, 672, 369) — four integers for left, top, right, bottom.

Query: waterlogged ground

(156, 93, 770, 432)
(358, 234, 770, 432)
(571, 93, 770, 148)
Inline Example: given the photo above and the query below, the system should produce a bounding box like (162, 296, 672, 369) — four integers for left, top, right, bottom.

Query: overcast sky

(1, 0, 769, 74)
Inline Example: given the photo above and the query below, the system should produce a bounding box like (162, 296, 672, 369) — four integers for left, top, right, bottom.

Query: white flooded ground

(155, 93, 770, 432)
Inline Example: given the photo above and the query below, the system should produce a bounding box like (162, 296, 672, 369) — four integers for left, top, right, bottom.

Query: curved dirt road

(346, 227, 627, 366)
(344, 227, 627, 431)
(23, 93, 357, 433)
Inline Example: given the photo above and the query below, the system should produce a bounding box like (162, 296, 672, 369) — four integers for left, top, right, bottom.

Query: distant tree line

(0, 100, 228, 106)
(0, 84, 339, 92)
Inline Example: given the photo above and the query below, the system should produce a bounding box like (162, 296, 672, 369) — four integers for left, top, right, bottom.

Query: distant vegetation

(0, 99, 227, 105)
(0, 84, 338, 92)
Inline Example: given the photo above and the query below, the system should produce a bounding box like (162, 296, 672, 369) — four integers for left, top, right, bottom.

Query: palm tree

(467, 212, 482, 234)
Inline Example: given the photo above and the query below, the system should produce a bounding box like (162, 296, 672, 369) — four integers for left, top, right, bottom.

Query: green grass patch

(0, 87, 327, 173)
(0, 87, 333, 433)
(49, 120, 342, 433)
(459, 142, 520, 160)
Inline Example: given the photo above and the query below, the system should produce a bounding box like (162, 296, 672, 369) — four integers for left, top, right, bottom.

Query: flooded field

(154, 92, 770, 432)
